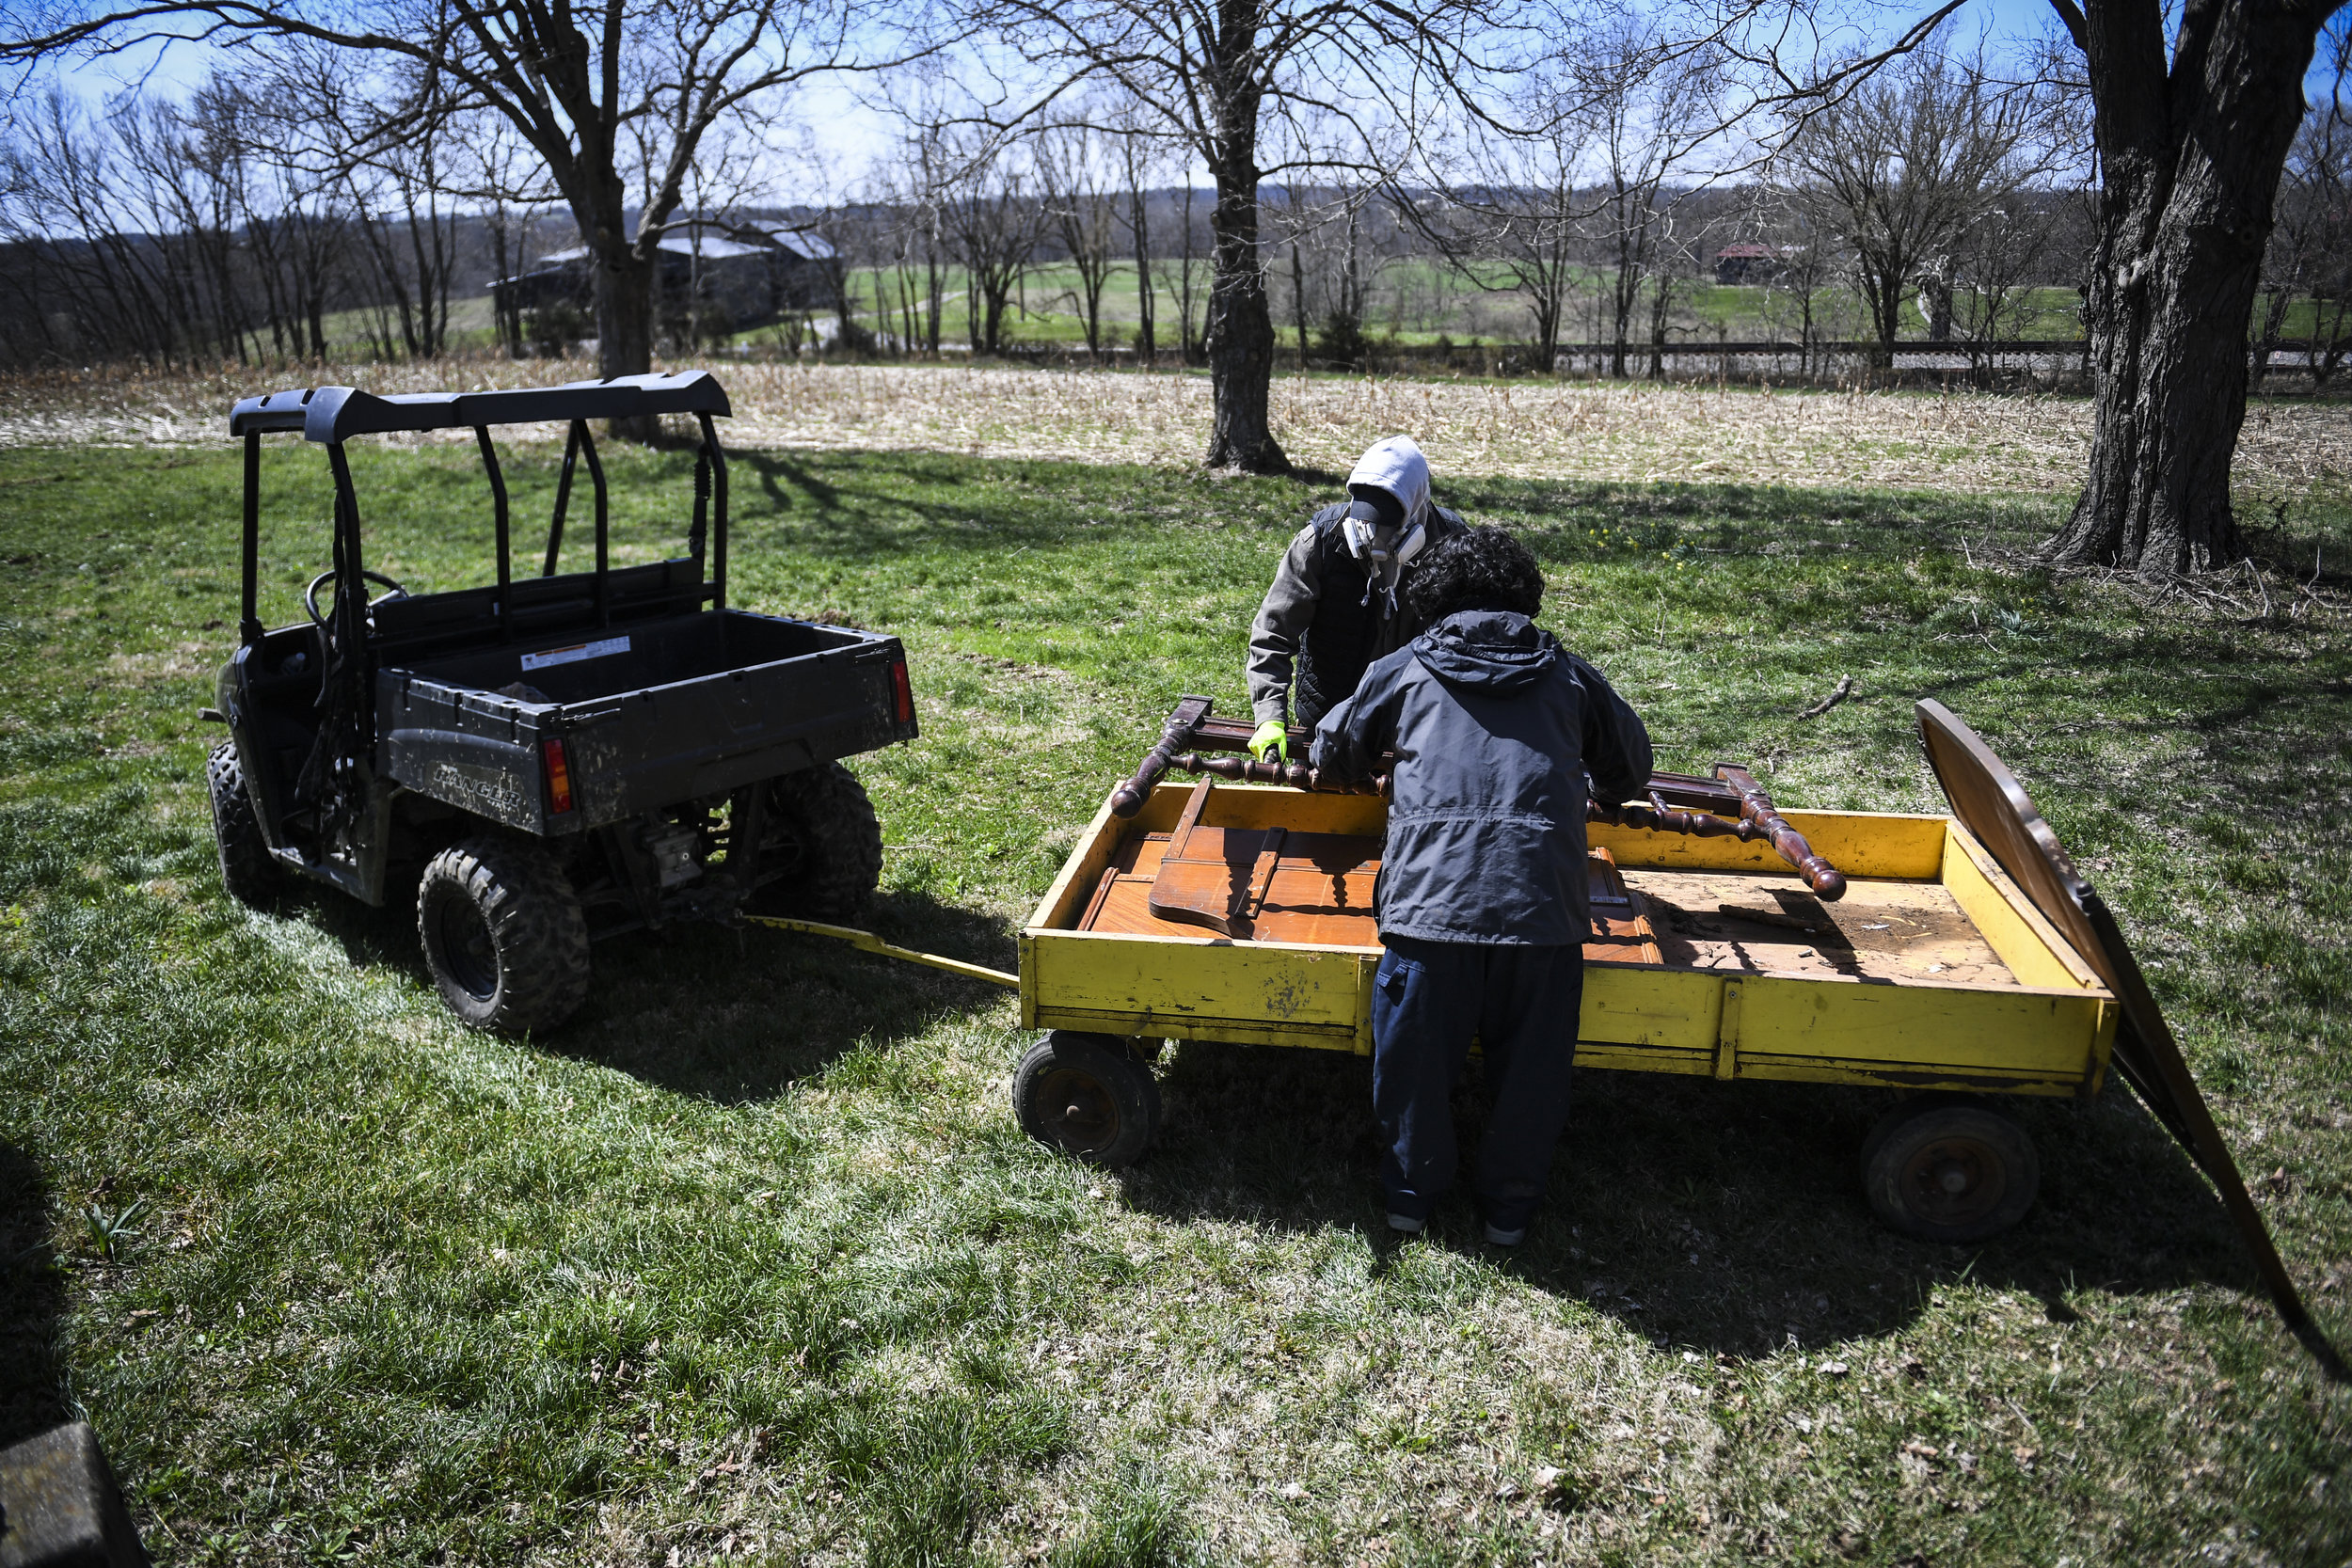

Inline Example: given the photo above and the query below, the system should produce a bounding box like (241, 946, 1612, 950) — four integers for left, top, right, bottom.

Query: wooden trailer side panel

(1024, 927, 1377, 1051)
(1725, 974, 2117, 1094)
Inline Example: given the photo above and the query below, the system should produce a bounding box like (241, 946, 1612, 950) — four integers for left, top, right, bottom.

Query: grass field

(2, 431, 2350, 1565)
(298, 265, 2097, 366)
(824, 263, 2092, 354)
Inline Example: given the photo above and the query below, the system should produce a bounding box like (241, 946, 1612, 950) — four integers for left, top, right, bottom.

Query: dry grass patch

(7, 356, 2349, 500)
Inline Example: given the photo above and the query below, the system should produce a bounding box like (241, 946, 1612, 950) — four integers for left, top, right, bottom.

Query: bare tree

(1577, 21, 1721, 378)
(1315, 186, 1381, 368)
(1172, 178, 1205, 363)
(1394, 68, 1588, 369)
(1643, 206, 1705, 377)
(117, 87, 257, 361)
(2254, 38, 2352, 388)
(1752, 198, 1856, 378)
(220, 84, 357, 360)
(3, 89, 225, 364)
(336, 108, 460, 361)
(453, 114, 560, 359)
(1036, 119, 1120, 357)
(971, 0, 1542, 470)
(1775, 44, 2054, 373)
(1949, 198, 2060, 385)
(2292, 28, 2352, 389)
(873, 121, 953, 356)
(1111, 103, 1167, 363)
(8, 0, 928, 434)
(1268, 188, 1314, 364)
(938, 128, 1043, 355)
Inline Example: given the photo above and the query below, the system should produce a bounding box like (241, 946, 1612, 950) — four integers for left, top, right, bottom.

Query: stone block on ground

(0, 1422, 148, 1568)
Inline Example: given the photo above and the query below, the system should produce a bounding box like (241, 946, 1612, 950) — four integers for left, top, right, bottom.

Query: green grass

(2, 438, 2350, 1564)
(818, 263, 2093, 356)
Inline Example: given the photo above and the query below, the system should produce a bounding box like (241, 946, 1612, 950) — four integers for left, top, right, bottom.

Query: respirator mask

(1343, 513, 1427, 571)
(1343, 485, 1425, 617)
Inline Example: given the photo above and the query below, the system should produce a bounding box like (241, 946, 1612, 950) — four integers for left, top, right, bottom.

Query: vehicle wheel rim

(1038, 1065, 1119, 1155)
(1899, 1134, 2006, 1227)
(758, 817, 809, 882)
(435, 894, 501, 1000)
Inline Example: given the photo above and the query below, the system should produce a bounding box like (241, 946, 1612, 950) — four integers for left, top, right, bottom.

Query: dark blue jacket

(1310, 610, 1652, 945)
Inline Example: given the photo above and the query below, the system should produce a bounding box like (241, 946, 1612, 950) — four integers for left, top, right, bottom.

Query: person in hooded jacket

(1244, 435, 1469, 764)
(1311, 526, 1652, 1245)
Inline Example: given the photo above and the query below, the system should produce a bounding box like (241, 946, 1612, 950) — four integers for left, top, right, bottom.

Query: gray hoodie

(1311, 610, 1653, 945)
(1246, 436, 1465, 728)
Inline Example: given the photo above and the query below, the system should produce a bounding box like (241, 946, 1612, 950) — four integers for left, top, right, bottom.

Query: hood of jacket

(1412, 610, 1558, 694)
(1347, 435, 1433, 529)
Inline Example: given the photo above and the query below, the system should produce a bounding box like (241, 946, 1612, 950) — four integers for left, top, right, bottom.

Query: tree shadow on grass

(262, 875, 1015, 1105)
(1121, 1041, 2267, 1357)
(0, 1140, 69, 1448)
(728, 447, 1312, 562)
(532, 887, 1017, 1105)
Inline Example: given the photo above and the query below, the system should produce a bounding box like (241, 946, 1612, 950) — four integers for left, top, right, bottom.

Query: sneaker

(1484, 1222, 1527, 1246)
(1387, 1212, 1426, 1234)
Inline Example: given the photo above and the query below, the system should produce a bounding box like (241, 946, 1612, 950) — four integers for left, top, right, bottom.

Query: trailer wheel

(1861, 1099, 2040, 1243)
(206, 741, 278, 908)
(755, 762, 882, 921)
(417, 835, 591, 1034)
(1012, 1032, 1162, 1168)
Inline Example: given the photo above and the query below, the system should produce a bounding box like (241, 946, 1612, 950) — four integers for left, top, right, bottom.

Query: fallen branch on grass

(1796, 675, 1854, 721)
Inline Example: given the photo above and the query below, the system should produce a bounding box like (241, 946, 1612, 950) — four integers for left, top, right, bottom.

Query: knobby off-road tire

(1012, 1032, 1163, 1168)
(206, 741, 278, 908)
(417, 835, 591, 1034)
(1861, 1098, 2040, 1244)
(756, 762, 882, 921)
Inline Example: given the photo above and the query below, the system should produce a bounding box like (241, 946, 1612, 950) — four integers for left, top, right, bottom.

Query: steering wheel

(305, 568, 409, 626)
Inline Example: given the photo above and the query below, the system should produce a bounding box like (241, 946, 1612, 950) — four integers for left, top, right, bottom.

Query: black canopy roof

(228, 370, 732, 442)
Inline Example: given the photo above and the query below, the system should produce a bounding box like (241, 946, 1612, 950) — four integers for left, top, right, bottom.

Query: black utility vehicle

(207, 372, 917, 1031)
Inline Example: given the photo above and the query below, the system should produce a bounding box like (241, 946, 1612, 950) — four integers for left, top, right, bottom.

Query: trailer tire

(755, 762, 883, 921)
(1862, 1098, 2039, 1243)
(417, 835, 591, 1034)
(207, 741, 278, 908)
(1012, 1032, 1162, 1168)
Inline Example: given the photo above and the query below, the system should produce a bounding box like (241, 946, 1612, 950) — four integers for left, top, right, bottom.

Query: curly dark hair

(1406, 526, 1544, 622)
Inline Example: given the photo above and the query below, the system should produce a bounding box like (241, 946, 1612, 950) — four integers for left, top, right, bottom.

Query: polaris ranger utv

(206, 372, 918, 1032)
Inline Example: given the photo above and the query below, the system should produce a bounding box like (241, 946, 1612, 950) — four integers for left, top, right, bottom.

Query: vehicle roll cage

(226, 372, 734, 647)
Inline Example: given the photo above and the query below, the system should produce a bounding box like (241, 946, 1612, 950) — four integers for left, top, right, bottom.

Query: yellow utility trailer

(1009, 761, 2109, 1243)
(1021, 784, 2117, 1097)
(759, 702, 2319, 1343)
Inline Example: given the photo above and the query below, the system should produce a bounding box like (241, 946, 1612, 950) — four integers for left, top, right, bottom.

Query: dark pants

(1370, 934, 1583, 1230)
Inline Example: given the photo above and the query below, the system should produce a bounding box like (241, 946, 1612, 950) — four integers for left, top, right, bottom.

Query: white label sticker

(520, 635, 630, 673)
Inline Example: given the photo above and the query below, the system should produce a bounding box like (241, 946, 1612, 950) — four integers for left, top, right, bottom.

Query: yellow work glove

(1249, 719, 1292, 765)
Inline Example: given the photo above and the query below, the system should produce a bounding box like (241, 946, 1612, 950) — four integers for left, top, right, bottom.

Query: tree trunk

(1204, 166, 1286, 471)
(1290, 241, 1309, 365)
(1131, 183, 1155, 365)
(583, 171, 658, 439)
(593, 249, 659, 426)
(2043, 0, 2322, 576)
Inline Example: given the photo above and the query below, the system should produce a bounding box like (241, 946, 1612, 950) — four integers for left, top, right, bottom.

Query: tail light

(543, 737, 574, 815)
(889, 659, 915, 725)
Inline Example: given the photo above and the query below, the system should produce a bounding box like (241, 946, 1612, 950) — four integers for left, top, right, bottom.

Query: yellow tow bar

(744, 914, 1020, 990)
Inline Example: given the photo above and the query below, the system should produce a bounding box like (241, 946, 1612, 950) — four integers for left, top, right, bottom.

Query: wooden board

(1097, 827, 1660, 964)
(1915, 698, 2321, 1341)
(1623, 868, 2019, 988)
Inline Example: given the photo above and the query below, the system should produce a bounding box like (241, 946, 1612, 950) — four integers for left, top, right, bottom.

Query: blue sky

(31, 0, 2329, 212)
